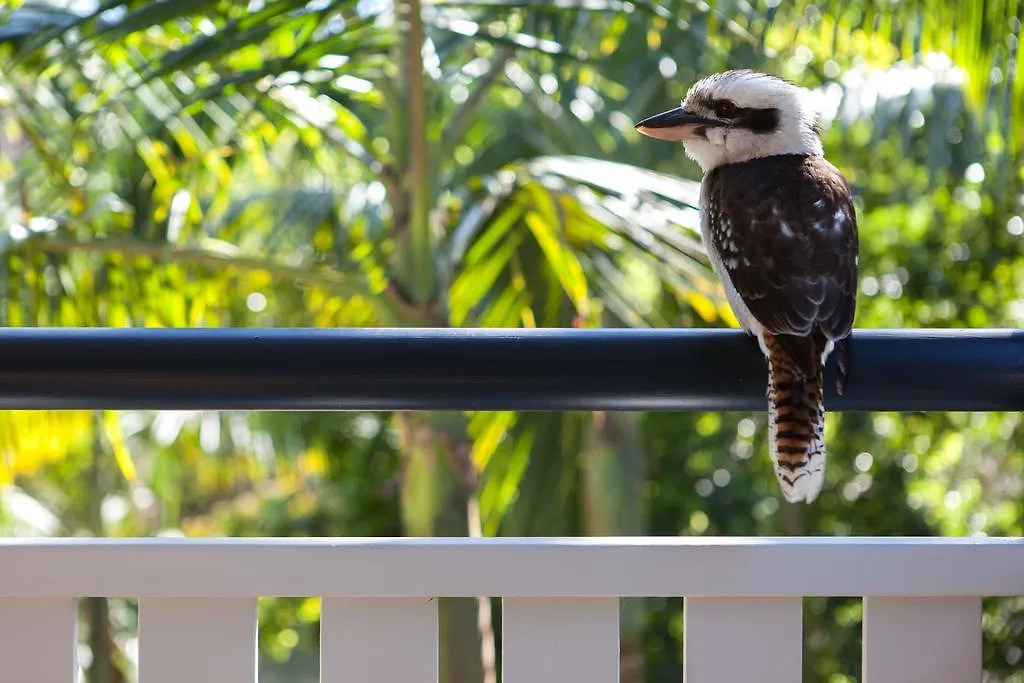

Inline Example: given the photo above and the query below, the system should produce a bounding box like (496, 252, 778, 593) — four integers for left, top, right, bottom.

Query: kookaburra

(635, 70, 858, 503)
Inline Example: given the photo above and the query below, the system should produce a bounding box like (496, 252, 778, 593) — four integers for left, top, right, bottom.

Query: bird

(634, 70, 858, 503)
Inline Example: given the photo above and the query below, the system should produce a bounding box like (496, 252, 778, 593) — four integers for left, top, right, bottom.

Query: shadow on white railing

(1, 537, 1022, 683)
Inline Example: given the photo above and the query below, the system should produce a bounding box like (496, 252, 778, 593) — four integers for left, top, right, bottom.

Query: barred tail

(763, 332, 828, 503)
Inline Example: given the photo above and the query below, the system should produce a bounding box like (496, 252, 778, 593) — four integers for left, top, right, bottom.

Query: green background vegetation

(1, 1, 1022, 681)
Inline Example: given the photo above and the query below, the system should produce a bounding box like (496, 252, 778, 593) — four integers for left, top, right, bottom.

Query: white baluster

(502, 597, 619, 683)
(684, 597, 802, 683)
(320, 597, 438, 683)
(0, 598, 78, 683)
(863, 596, 981, 683)
(139, 597, 257, 683)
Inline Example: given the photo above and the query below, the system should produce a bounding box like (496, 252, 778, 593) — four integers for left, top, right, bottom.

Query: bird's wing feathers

(706, 154, 858, 345)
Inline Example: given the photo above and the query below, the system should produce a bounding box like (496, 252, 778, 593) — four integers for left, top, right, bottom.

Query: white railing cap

(0, 537, 1021, 598)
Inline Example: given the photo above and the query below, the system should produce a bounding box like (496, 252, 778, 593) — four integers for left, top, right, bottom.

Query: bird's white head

(635, 70, 823, 172)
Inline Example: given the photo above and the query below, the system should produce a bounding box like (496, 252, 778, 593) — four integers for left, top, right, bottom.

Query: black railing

(0, 328, 1019, 412)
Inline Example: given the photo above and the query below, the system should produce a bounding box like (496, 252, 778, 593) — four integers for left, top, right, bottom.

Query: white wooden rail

(0, 537, 1021, 683)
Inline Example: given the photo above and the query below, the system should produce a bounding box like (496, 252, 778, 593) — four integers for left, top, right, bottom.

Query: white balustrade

(0, 537, 1020, 682)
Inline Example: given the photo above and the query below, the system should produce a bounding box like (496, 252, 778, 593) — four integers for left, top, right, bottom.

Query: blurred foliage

(1, 1, 1023, 682)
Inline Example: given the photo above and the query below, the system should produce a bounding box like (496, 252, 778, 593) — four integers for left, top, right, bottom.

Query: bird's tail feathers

(764, 332, 828, 503)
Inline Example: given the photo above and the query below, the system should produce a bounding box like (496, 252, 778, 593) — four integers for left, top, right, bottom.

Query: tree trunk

(87, 415, 116, 683)
(389, 1, 488, 678)
(580, 411, 647, 683)
(393, 0, 436, 304)
(395, 412, 486, 683)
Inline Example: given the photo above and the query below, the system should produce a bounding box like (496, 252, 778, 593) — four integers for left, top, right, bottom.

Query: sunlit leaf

(103, 411, 137, 482)
(523, 209, 590, 317)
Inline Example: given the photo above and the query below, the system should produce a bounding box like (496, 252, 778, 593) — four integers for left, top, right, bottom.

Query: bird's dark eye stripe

(740, 107, 780, 133)
(713, 99, 740, 117)
(706, 99, 780, 133)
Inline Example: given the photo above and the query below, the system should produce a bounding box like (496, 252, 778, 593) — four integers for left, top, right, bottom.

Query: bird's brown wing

(705, 154, 858, 355)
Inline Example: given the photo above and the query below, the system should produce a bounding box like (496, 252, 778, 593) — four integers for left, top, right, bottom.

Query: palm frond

(448, 154, 724, 329)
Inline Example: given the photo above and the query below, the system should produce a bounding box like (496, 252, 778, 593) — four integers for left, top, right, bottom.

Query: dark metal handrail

(0, 328, 1018, 412)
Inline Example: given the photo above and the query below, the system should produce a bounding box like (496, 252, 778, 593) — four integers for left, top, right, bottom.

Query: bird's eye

(714, 100, 740, 118)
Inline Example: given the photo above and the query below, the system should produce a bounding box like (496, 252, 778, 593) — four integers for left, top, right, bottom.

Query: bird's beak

(634, 107, 719, 142)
